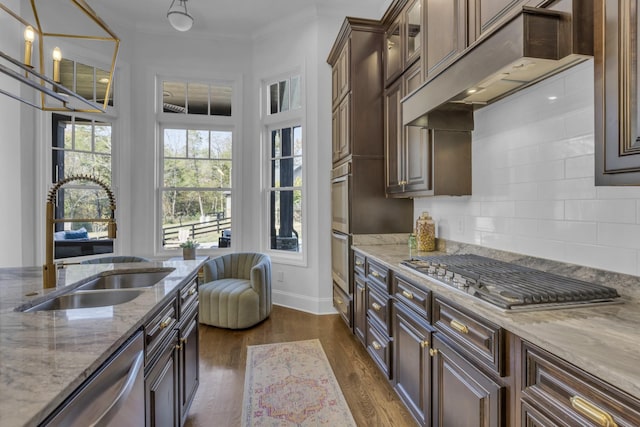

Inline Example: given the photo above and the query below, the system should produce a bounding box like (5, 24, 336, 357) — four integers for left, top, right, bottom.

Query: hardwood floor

(184, 305, 416, 427)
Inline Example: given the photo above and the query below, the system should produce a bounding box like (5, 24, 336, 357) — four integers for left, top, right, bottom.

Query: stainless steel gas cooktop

(400, 254, 621, 311)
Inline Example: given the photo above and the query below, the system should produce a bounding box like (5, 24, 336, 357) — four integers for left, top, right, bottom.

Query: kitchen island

(0, 259, 206, 427)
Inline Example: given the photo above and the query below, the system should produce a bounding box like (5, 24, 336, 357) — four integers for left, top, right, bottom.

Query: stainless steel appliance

(43, 331, 145, 426)
(401, 254, 621, 311)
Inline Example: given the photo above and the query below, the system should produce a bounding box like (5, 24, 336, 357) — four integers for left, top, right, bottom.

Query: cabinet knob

(420, 340, 429, 349)
(450, 319, 469, 334)
(371, 271, 380, 278)
(175, 343, 183, 351)
(188, 288, 196, 296)
(570, 396, 618, 427)
(429, 348, 438, 357)
(372, 341, 382, 351)
(402, 290, 414, 300)
(372, 302, 382, 311)
(356, 260, 363, 266)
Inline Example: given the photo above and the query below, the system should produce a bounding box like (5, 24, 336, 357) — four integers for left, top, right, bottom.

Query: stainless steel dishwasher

(42, 331, 145, 426)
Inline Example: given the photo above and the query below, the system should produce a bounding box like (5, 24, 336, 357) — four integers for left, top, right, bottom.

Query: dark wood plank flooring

(184, 305, 416, 427)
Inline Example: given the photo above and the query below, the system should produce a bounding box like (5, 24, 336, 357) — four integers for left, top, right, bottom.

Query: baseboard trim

(272, 289, 337, 315)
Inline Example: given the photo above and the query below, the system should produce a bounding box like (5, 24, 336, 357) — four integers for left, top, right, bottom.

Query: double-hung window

(262, 73, 304, 259)
(158, 78, 235, 251)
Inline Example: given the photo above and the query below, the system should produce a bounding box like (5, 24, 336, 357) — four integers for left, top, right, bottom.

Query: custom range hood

(403, 4, 593, 128)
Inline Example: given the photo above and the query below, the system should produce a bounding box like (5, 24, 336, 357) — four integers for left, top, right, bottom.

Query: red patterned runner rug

(241, 339, 357, 426)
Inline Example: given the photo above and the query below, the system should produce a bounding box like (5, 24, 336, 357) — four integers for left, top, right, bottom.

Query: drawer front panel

(522, 341, 640, 427)
(393, 274, 430, 321)
(366, 319, 392, 379)
(366, 283, 390, 334)
(353, 251, 366, 276)
(145, 298, 177, 364)
(433, 297, 503, 375)
(366, 259, 390, 293)
(179, 278, 198, 318)
(333, 283, 352, 328)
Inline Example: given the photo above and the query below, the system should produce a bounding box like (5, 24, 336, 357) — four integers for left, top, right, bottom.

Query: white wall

(415, 60, 640, 277)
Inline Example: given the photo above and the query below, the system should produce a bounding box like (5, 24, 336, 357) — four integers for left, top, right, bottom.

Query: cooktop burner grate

(401, 254, 620, 310)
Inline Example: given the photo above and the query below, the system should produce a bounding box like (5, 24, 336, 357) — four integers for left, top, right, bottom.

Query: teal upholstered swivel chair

(199, 253, 272, 329)
(80, 256, 150, 264)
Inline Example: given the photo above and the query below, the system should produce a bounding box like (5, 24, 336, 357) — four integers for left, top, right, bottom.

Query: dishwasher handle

(89, 351, 144, 427)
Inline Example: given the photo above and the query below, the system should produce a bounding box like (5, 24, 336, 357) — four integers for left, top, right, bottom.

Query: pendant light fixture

(167, 0, 193, 32)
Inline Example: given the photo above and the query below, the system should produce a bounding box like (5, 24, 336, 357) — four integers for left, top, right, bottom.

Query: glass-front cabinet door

(404, 0, 422, 67)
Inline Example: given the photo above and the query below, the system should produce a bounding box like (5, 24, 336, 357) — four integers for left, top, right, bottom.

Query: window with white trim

(263, 73, 304, 256)
(157, 77, 236, 252)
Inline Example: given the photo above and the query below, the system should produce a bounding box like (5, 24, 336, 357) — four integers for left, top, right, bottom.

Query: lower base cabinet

(145, 332, 179, 427)
(392, 302, 433, 427)
(431, 335, 504, 427)
(178, 308, 199, 426)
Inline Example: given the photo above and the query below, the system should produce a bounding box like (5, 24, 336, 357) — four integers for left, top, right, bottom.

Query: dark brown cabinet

(392, 297, 432, 426)
(468, 0, 528, 43)
(354, 271, 367, 345)
(385, 18, 403, 85)
(424, 0, 467, 79)
(520, 339, 640, 427)
(144, 276, 199, 427)
(432, 334, 504, 427)
(594, 0, 640, 185)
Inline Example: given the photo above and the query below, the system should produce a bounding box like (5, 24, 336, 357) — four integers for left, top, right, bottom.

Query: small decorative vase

(416, 212, 436, 252)
(183, 247, 196, 260)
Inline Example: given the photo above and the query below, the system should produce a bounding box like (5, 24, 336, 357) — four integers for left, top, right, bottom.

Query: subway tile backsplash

(414, 59, 640, 277)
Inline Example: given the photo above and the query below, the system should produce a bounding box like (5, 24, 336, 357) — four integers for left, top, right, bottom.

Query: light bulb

(52, 47, 62, 62)
(52, 47, 62, 83)
(24, 25, 35, 67)
(24, 26, 35, 42)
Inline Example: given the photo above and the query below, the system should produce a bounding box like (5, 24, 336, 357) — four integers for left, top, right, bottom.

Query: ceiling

(91, 0, 388, 38)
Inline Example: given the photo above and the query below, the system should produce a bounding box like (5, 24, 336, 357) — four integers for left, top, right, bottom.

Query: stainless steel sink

(24, 289, 144, 312)
(76, 268, 174, 291)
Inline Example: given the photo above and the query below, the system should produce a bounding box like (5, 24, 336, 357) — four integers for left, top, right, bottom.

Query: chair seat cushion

(199, 278, 261, 329)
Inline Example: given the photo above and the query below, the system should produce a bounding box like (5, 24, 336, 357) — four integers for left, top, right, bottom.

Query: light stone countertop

(354, 243, 640, 401)
(0, 259, 206, 427)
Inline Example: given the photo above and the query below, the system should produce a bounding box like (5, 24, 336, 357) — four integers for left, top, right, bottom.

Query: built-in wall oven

(331, 230, 350, 294)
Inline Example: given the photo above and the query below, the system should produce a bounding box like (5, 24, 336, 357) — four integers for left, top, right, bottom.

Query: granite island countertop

(354, 243, 640, 401)
(0, 259, 206, 427)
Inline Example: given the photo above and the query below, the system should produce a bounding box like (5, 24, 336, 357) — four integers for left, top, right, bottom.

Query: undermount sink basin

(24, 289, 144, 312)
(76, 268, 174, 291)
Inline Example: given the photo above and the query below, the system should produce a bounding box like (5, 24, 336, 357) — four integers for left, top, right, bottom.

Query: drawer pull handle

(188, 288, 196, 296)
(429, 348, 438, 357)
(372, 302, 382, 311)
(450, 319, 469, 334)
(372, 341, 382, 351)
(371, 271, 380, 278)
(159, 317, 173, 329)
(402, 290, 414, 300)
(420, 340, 429, 349)
(355, 260, 363, 266)
(175, 343, 183, 351)
(570, 396, 618, 427)
(336, 298, 343, 305)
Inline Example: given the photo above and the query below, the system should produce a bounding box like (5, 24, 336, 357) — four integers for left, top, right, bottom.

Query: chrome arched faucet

(43, 175, 117, 288)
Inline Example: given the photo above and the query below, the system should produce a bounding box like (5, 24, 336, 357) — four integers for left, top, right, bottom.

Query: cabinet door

(338, 41, 350, 101)
(425, 0, 467, 79)
(354, 274, 367, 346)
(336, 94, 351, 162)
(404, 0, 423, 68)
(403, 63, 431, 194)
(331, 109, 340, 163)
(385, 19, 403, 85)
(179, 312, 199, 425)
(145, 333, 178, 427)
(595, 0, 640, 185)
(432, 335, 504, 427)
(468, 0, 525, 43)
(385, 78, 403, 193)
(393, 302, 432, 427)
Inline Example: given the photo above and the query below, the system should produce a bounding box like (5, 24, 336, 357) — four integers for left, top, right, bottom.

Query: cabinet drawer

(179, 278, 198, 319)
(366, 283, 390, 334)
(353, 251, 366, 276)
(366, 259, 390, 293)
(333, 283, 352, 328)
(521, 341, 640, 427)
(393, 274, 430, 321)
(366, 319, 392, 379)
(433, 297, 504, 376)
(145, 298, 177, 365)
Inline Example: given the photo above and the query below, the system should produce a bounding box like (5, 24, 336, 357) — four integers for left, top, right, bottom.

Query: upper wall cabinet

(595, 0, 640, 185)
(328, 18, 385, 165)
(384, 0, 423, 87)
(424, 0, 468, 80)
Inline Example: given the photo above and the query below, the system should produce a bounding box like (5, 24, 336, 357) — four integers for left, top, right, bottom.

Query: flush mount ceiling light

(167, 0, 193, 32)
